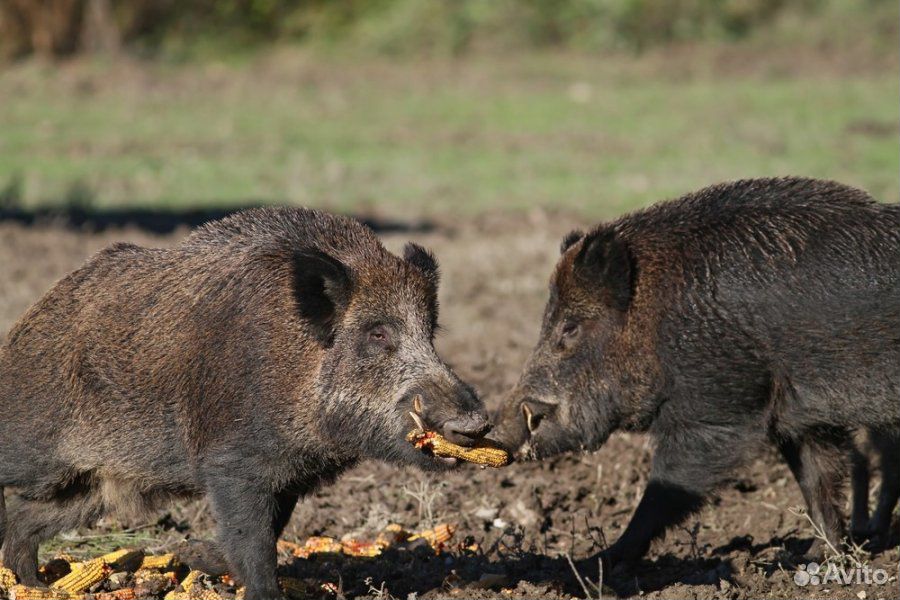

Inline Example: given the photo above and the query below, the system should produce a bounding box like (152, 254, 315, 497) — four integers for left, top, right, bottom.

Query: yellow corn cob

(99, 549, 144, 571)
(50, 558, 109, 594)
(139, 553, 177, 571)
(340, 539, 383, 557)
(406, 430, 509, 467)
(180, 570, 203, 592)
(94, 589, 137, 600)
(165, 590, 221, 600)
(0, 563, 18, 590)
(9, 585, 81, 600)
(409, 523, 456, 550)
(134, 569, 178, 598)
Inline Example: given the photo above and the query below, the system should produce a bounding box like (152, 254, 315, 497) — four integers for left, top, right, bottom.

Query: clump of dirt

(0, 214, 896, 599)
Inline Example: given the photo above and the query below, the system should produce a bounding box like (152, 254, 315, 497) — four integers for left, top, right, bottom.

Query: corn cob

(94, 589, 138, 600)
(406, 430, 509, 467)
(50, 558, 110, 594)
(133, 570, 178, 598)
(180, 570, 203, 592)
(9, 585, 81, 600)
(165, 589, 222, 600)
(409, 523, 456, 551)
(99, 549, 144, 572)
(0, 563, 17, 590)
(139, 553, 177, 571)
(340, 539, 383, 557)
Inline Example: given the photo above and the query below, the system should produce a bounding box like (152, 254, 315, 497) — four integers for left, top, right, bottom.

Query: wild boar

(490, 177, 899, 569)
(0, 207, 488, 599)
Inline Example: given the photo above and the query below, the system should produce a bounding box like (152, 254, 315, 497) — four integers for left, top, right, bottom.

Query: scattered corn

(165, 588, 222, 600)
(9, 585, 81, 600)
(50, 558, 110, 594)
(406, 430, 509, 467)
(0, 562, 18, 590)
(139, 553, 176, 571)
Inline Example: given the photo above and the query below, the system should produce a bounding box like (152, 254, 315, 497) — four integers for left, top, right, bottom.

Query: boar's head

(295, 242, 488, 471)
(490, 227, 655, 460)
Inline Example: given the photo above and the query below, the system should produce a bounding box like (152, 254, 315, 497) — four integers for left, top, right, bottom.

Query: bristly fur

(0, 206, 485, 599)
(492, 176, 900, 571)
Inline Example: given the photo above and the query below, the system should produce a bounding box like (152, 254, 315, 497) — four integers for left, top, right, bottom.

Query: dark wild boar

(0, 207, 488, 600)
(490, 177, 900, 569)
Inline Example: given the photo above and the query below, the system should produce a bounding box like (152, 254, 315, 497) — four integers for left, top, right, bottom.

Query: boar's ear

(292, 249, 352, 347)
(403, 243, 439, 287)
(560, 230, 585, 254)
(573, 228, 632, 311)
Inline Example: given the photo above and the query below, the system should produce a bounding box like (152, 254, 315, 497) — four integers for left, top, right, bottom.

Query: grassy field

(1, 48, 897, 219)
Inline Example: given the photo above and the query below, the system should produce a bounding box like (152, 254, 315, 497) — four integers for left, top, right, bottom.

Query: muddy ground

(0, 212, 897, 600)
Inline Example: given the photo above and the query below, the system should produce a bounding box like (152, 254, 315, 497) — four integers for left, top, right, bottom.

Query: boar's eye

(366, 324, 394, 349)
(557, 320, 581, 351)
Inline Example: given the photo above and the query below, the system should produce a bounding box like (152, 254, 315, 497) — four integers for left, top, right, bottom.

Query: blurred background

(1, 5, 899, 598)
(1, 0, 897, 220)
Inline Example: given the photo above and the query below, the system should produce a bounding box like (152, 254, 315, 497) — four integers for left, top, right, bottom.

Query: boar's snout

(405, 384, 490, 448)
(441, 412, 491, 447)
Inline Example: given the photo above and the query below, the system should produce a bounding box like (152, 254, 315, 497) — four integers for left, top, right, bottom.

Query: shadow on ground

(0, 205, 435, 235)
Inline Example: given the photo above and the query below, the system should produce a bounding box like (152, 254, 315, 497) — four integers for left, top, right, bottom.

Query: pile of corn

(0, 549, 308, 600)
(0, 523, 459, 600)
(277, 522, 457, 559)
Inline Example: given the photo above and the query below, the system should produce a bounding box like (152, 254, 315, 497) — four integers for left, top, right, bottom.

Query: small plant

(402, 477, 446, 528)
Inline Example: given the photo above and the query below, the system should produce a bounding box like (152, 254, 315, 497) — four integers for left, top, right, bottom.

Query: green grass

(0, 52, 896, 219)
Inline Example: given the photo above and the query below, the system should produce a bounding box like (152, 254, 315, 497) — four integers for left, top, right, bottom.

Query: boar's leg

(868, 430, 900, 543)
(176, 489, 301, 578)
(2, 486, 103, 586)
(776, 427, 850, 558)
(849, 444, 871, 539)
(272, 490, 301, 540)
(204, 475, 282, 600)
(594, 423, 761, 572)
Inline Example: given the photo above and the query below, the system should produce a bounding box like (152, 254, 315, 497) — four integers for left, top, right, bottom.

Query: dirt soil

(0, 212, 897, 600)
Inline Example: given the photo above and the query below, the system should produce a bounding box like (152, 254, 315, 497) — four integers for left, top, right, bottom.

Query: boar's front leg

(203, 466, 283, 600)
(596, 421, 765, 572)
(775, 427, 850, 558)
(177, 489, 301, 578)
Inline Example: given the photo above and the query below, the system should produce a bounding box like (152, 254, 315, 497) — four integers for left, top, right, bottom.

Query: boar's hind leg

(776, 427, 850, 558)
(204, 475, 283, 600)
(868, 430, 900, 542)
(2, 486, 103, 586)
(849, 444, 871, 539)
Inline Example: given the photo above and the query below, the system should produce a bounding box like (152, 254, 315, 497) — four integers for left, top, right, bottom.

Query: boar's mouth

(406, 398, 460, 468)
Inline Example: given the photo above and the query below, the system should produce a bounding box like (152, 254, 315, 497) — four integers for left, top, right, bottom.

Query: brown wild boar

(0, 207, 489, 600)
(490, 177, 900, 571)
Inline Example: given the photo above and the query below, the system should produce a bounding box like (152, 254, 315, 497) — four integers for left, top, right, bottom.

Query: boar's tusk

(522, 403, 538, 433)
(413, 394, 423, 414)
(408, 411, 426, 431)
